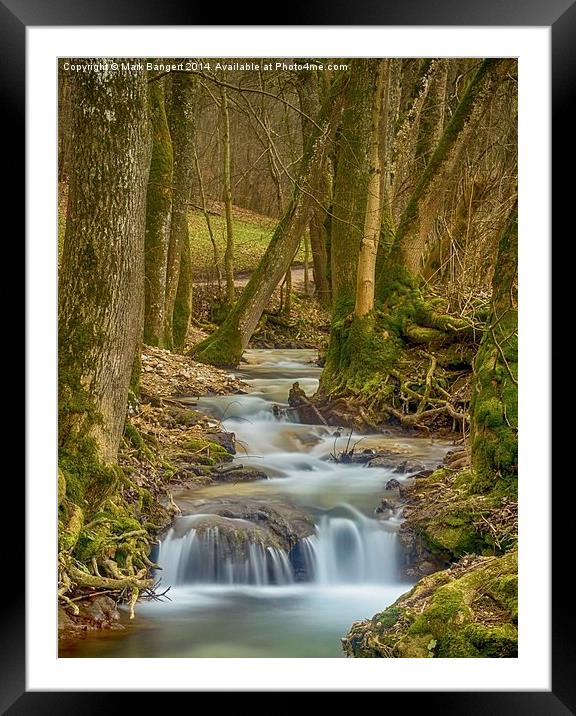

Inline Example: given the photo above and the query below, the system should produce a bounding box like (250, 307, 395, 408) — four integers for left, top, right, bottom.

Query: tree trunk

(173, 231, 193, 350)
(303, 233, 310, 295)
(296, 70, 331, 304)
(308, 165, 332, 305)
(220, 86, 236, 306)
(59, 60, 150, 465)
(164, 73, 197, 350)
(58, 62, 73, 183)
(143, 76, 173, 347)
(470, 203, 517, 492)
(330, 60, 380, 318)
(283, 262, 292, 315)
(192, 76, 345, 366)
(354, 61, 386, 317)
(193, 144, 222, 289)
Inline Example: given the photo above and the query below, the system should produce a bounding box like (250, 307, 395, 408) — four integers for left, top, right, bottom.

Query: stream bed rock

(179, 497, 316, 552)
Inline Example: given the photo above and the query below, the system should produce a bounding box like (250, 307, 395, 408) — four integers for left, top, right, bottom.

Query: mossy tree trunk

(59, 59, 150, 465)
(220, 85, 236, 306)
(173, 232, 193, 350)
(330, 60, 381, 319)
(321, 60, 388, 395)
(470, 203, 518, 492)
(192, 76, 345, 366)
(296, 70, 331, 305)
(354, 61, 386, 318)
(143, 76, 173, 348)
(164, 72, 197, 350)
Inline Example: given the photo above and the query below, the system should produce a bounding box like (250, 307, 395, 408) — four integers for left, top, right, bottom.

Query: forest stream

(60, 349, 451, 658)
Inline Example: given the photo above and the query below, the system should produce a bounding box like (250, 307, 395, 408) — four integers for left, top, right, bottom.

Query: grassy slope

(59, 184, 303, 277)
(188, 206, 306, 277)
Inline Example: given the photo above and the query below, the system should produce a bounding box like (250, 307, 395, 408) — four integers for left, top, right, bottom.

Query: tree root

(386, 400, 468, 429)
(68, 563, 154, 592)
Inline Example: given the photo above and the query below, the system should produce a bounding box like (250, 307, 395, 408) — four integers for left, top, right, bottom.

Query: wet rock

(338, 449, 377, 464)
(58, 596, 124, 640)
(444, 448, 467, 465)
(288, 381, 328, 425)
(393, 460, 427, 474)
(181, 497, 315, 552)
(211, 466, 268, 483)
(384, 478, 401, 491)
(375, 498, 395, 518)
(446, 456, 470, 471)
(411, 469, 434, 480)
(167, 406, 203, 427)
(397, 522, 451, 578)
(206, 431, 236, 454)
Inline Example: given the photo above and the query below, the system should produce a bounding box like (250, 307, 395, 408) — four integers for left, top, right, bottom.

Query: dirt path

(194, 264, 314, 293)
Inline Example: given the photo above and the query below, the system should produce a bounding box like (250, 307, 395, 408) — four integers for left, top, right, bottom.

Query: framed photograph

(10, 0, 566, 709)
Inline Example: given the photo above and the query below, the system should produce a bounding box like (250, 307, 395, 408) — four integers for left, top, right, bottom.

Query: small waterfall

(292, 507, 399, 585)
(315, 515, 398, 584)
(158, 505, 399, 588)
(158, 521, 293, 587)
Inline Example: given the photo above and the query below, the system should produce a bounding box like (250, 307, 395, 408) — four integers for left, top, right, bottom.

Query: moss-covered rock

(398, 467, 517, 573)
(182, 437, 233, 466)
(343, 551, 518, 658)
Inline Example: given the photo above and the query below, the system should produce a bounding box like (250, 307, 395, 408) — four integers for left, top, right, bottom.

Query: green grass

(58, 191, 306, 278)
(188, 209, 306, 278)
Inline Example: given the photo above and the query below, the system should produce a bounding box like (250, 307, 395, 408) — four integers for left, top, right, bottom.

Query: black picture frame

(9, 0, 567, 711)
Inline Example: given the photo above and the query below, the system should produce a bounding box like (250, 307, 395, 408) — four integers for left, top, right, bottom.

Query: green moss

(58, 469, 67, 506)
(377, 605, 402, 628)
(184, 437, 233, 463)
(321, 312, 402, 401)
(464, 623, 518, 657)
(406, 467, 516, 559)
(344, 551, 518, 658)
(58, 502, 84, 552)
(123, 420, 154, 461)
(470, 208, 517, 495)
(74, 500, 144, 562)
(191, 325, 244, 367)
(59, 439, 120, 512)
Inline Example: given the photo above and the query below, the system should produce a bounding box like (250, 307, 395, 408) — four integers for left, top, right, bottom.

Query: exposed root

(67, 562, 154, 592)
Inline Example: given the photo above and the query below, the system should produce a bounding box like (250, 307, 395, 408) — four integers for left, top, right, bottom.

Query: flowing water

(61, 349, 451, 658)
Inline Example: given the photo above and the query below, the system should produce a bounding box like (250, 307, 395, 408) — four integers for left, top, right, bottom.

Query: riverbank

(58, 346, 248, 641)
(60, 345, 516, 658)
(59, 349, 453, 656)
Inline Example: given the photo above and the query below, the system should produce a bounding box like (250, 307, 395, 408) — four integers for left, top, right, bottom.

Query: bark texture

(330, 60, 380, 317)
(165, 73, 197, 350)
(59, 60, 151, 464)
(354, 61, 386, 317)
(380, 59, 510, 288)
(220, 86, 236, 305)
(296, 70, 331, 304)
(143, 77, 173, 347)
